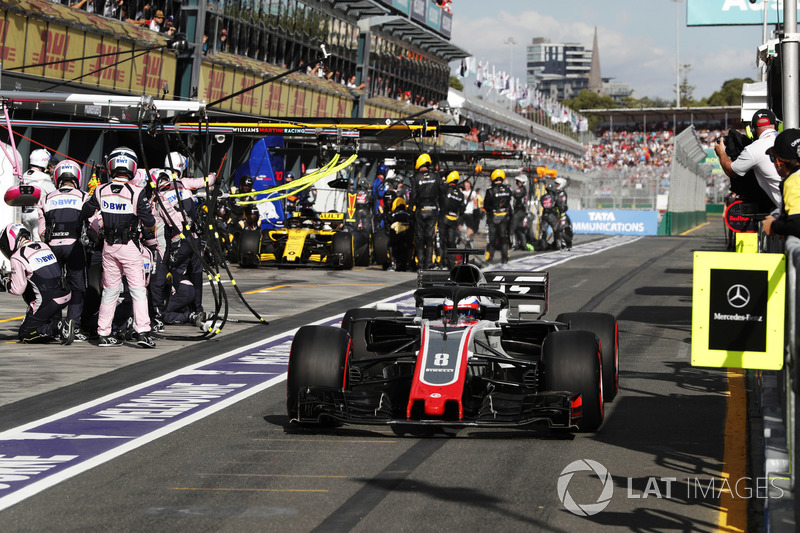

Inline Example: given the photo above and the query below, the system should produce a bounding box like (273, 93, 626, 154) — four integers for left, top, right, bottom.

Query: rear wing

(483, 271, 549, 315)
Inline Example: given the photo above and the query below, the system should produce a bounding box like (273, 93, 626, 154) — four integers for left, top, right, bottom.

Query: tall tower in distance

(587, 26, 603, 95)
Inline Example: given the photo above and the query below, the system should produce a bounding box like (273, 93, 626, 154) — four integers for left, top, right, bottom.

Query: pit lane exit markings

(0, 234, 639, 511)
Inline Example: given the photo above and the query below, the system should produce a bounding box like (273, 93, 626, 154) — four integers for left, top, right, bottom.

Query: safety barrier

(660, 126, 713, 235)
(757, 233, 797, 528)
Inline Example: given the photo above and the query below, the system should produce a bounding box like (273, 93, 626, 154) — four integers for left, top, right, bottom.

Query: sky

(448, 1, 769, 102)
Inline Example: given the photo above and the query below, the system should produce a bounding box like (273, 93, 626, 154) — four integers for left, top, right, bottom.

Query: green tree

(449, 76, 464, 91)
(700, 77, 756, 106)
(563, 90, 618, 112)
(676, 63, 696, 106)
(622, 95, 671, 108)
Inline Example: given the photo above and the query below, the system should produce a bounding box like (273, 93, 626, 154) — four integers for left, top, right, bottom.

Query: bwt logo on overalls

(51, 199, 78, 206)
(35, 254, 56, 263)
(102, 201, 128, 210)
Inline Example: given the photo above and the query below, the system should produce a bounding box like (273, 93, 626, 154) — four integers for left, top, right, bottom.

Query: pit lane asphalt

(0, 221, 742, 532)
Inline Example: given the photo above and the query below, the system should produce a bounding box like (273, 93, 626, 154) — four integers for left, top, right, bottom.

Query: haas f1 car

(286, 259, 619, 432)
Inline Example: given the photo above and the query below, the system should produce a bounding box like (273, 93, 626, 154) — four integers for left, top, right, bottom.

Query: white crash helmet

(150, 168, 176, 187)
(443, 295, 481, 321)
(109, 146, 138, 163)
(0, 223, 30, 259)
(29, 148, 51, 170)
(53, 159, 82, 188)
(108, 154, 137, 179)
(164, 151, 188, 176)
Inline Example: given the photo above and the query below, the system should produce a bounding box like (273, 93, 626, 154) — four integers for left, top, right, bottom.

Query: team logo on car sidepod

(557, 459, 614, 516)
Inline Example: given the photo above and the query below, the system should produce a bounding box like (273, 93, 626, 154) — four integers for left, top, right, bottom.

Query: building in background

(526, 37, 592, 101)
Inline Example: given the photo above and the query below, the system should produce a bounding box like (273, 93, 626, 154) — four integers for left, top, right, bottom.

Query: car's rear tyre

(556, 312, 619, 402)
(372, 230, 390, 268)
(332, 232, 354, 269)
(239, 229, 261, 267)
(286, 325, 349, 421)
(353, 231, 371, 266)
(341, 307, 403, 361)
(542, 330, 603, 431)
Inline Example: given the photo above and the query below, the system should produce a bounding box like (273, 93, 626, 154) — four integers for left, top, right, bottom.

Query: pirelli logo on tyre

(691, 252, 785, 370)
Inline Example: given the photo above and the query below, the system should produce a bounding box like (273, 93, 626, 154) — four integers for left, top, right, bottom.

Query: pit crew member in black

(763, 129, 800, 238)
(0, 223, 74, 344)
(230, 175, 255, 223)
(438, 170, 465, 267)
(81, 151, 158, 348)
(484, 169, 512, 263)
(409, 153, 440, 269)
(36, 159, 88, 340)
(510, 176, 528, 250)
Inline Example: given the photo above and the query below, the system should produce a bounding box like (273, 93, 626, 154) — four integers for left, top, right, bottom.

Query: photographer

(714, 109, 781, 214)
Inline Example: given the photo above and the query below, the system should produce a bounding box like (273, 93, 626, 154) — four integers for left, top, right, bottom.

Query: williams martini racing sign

(569, 210, 658, 236)
(691, 251, 785, 369)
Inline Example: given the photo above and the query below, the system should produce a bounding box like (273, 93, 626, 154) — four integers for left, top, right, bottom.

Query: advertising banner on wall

(569, 209, 659, 236)
(411, 0, 427, 23)
(687, 0, 797, 26)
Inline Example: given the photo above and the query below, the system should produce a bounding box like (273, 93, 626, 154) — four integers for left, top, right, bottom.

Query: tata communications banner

(570, 210, 658, 236)
(687, 0, 797, 26)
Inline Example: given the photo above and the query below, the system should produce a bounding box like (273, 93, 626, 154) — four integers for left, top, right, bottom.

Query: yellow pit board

(691, 251, 785, 370)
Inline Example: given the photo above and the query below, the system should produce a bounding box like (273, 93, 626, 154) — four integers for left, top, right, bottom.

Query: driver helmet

(442, 295, 480, 323)
(0, 223, 31, 259)
(285, 172, 295, 182)
(53, 159, 82, 188)
(29, 149, 52, 171)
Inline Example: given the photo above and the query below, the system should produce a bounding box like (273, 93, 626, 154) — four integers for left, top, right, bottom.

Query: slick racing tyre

(238, 229, 261, 267)
(556, 312, 619, 402)
(341, 307, 403, 362)
(543, 330, 603, 432)
(352, 230, 371, 267)
(372, 230, 390, 268)
(286, 325, 349, 422)
(332, 232, 354, 269)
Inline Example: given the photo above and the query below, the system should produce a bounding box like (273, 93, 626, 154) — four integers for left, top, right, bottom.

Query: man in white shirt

(715, 108, 782, 212)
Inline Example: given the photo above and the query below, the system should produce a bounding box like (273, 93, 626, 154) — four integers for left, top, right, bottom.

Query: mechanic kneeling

(0, 223, 74, 344)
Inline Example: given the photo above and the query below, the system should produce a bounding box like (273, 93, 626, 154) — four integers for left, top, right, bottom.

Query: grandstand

(0, 0, 591, 174)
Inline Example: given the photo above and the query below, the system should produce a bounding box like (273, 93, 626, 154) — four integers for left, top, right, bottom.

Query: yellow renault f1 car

(240, 211, 355, 268)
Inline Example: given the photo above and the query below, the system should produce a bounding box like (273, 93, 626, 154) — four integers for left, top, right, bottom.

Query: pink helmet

(0, 223, 30, 259)
(53, 159, 83, 188)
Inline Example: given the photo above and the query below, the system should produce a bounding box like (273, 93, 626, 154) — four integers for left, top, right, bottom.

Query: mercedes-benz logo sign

(557, 459, 614, 516)
(726, 284, 750, 309)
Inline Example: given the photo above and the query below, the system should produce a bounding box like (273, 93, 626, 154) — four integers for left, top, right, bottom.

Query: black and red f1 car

(286, 259, 619, 433)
